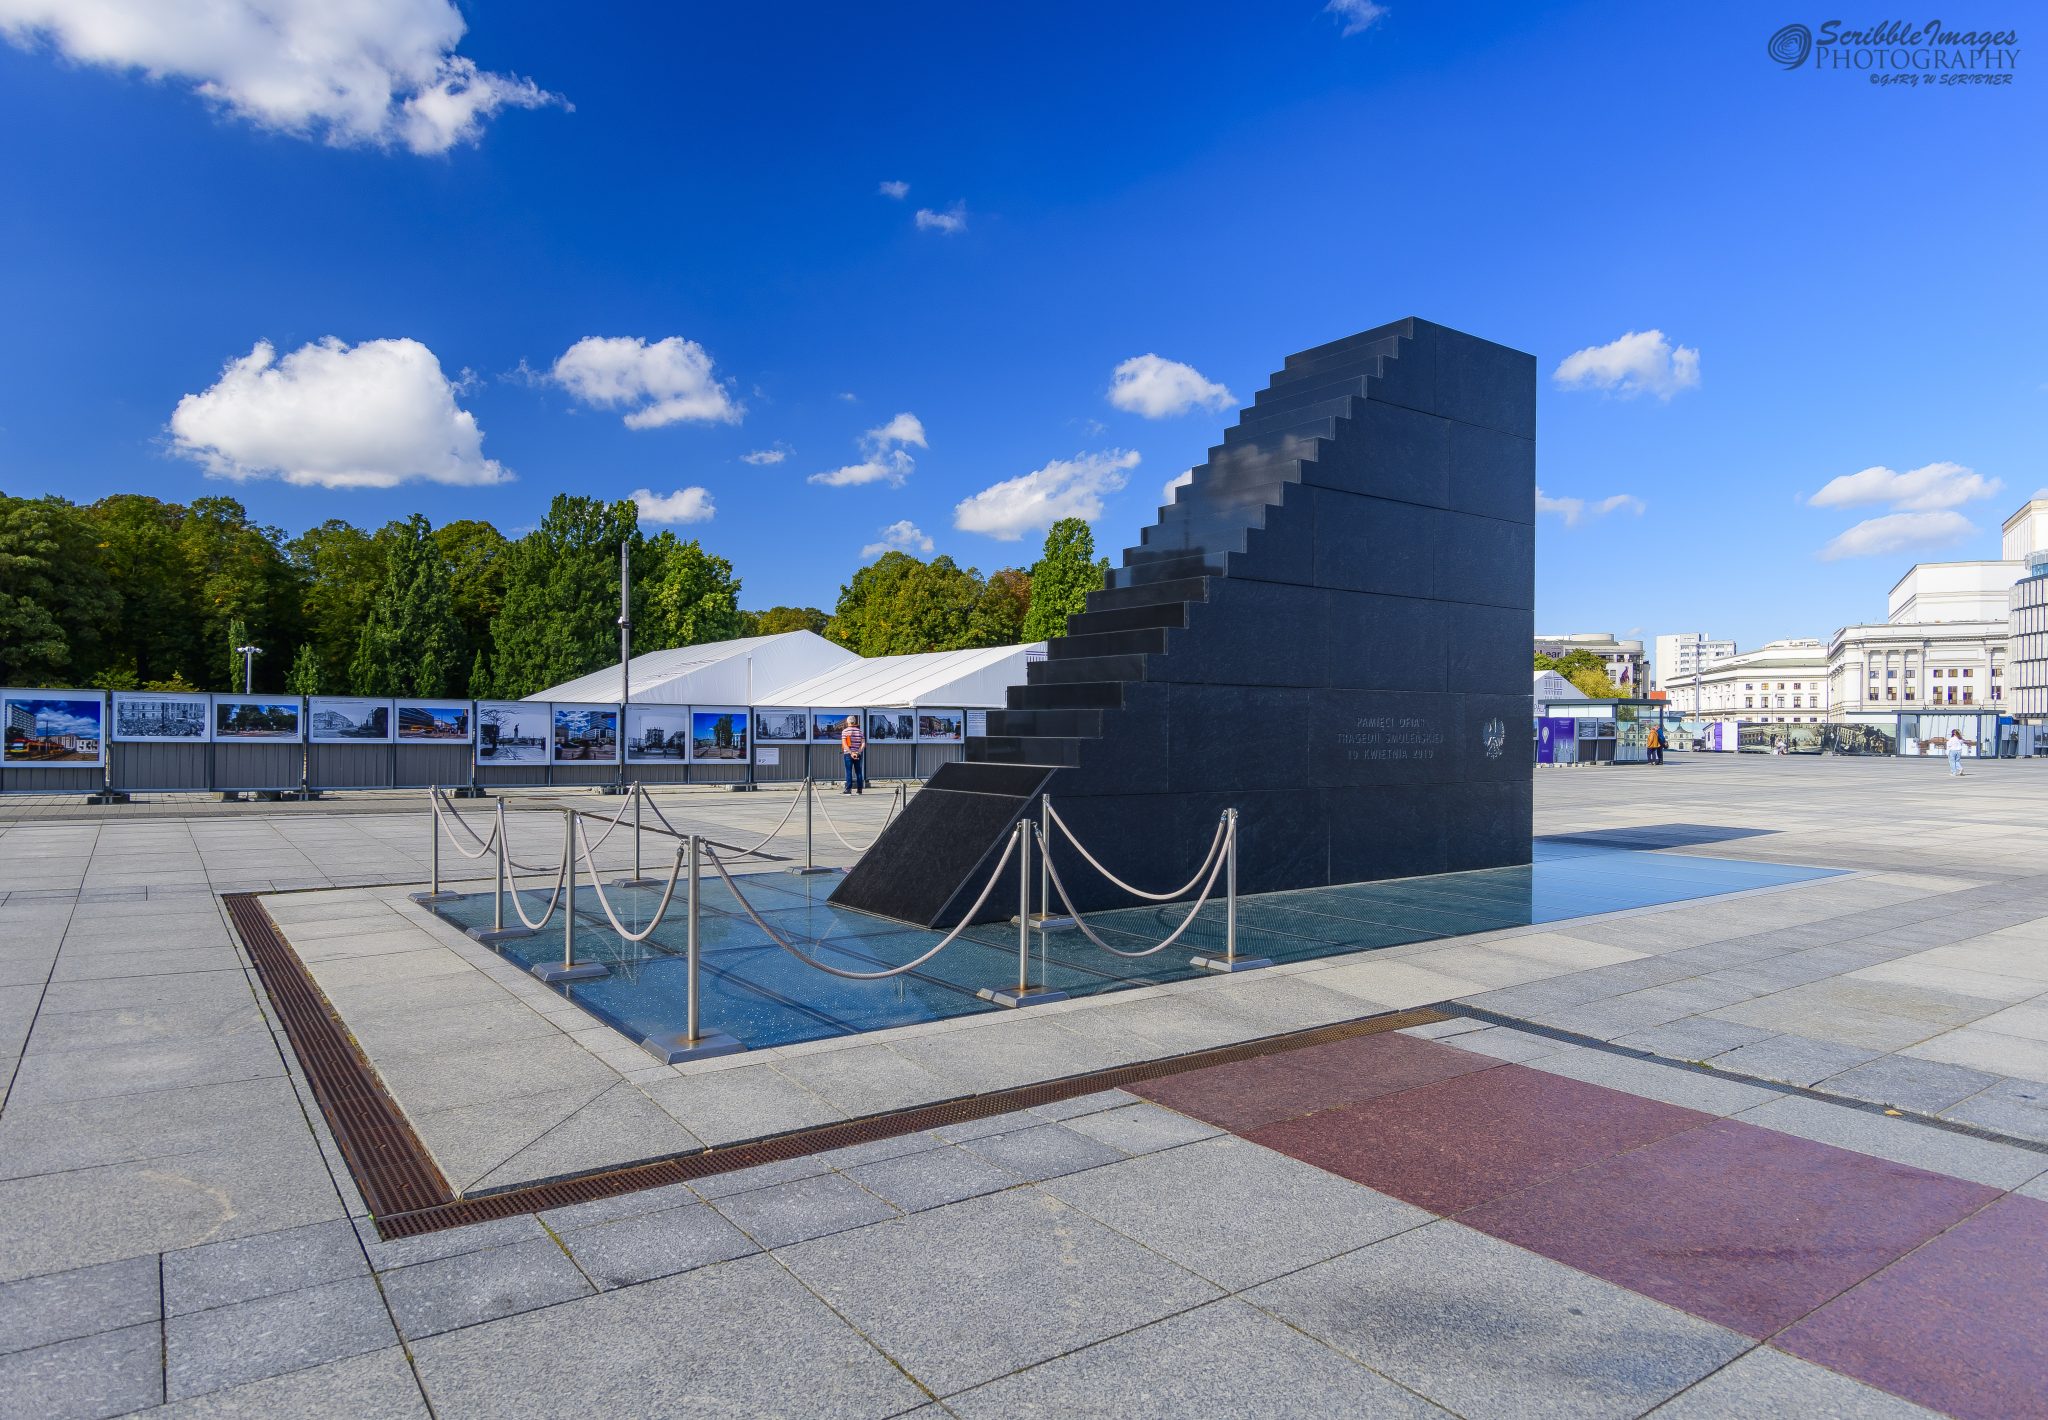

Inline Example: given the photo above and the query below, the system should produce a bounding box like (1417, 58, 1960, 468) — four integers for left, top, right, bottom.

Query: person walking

(1947, 727, 1966, 777)
(1646, 724, 1663, 766)
(840, 715, 866, 794)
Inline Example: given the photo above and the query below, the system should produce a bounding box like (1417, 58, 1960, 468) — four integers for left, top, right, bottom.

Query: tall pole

(617, 540, 631, 794)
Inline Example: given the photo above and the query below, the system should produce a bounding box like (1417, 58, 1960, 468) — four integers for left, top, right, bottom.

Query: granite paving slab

(556, 1200, 757, 1289)
(710, 1171, 900, 1248)
(842, 1144, 1022, 1214)
(141, 1345, 429, 1420)
(1645, 1347, 1941, 1418)
(163, 1218, 368, 1315)
(0, 1253, 160, 1356)
(0, 1321, 163, 1420)
(164, 1275, 396, 1400)
(379, 1238, 594, 1340)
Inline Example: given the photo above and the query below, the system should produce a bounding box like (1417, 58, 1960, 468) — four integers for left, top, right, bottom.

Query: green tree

(827, 552, 986, 655)
(643, 534, 744, 648)
(967, 567, 1031, 647)
(1535, 650, 1625, 699)
(468, 648, 493, 701)
(432, 518, 509, 687)
(289, 520, 387, 694)
(0, 494, 118, 684)
(350, 514, 463, 697)
(86, 495, 207, 686)
(488, 496, 647, 698)
(744, 605, 830, 637)
(224, 617, 248, 691)
(182, 497, 298, 690)
(1022, 518, 1107, 642)
(285, 642, 323, 696)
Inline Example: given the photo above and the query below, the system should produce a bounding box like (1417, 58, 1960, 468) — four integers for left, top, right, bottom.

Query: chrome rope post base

(981, 818, 1069, 1009)
(470, 800, 534, 943)
(643, 831, 744, 1060)
(1191, 808, 1268, 973)
(532, 809, 608, 983)
(786, 778, 837, 876)
(611, 785, 664, 890)
(410, 787, 463, 904)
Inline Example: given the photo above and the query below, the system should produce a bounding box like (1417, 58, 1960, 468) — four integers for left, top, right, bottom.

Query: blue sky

(1, 1, 2041, 665)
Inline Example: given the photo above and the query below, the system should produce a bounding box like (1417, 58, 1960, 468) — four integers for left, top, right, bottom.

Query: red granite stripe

(1246, 1062, 1714, 1215)
(1129, 1029, 1501, 1132)
(1775, 1193, 2048, 1419)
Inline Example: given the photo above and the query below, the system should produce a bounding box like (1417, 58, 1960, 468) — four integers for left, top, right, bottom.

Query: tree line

(0, 489, 1111, 699)
(1534, 649, 1626, 699)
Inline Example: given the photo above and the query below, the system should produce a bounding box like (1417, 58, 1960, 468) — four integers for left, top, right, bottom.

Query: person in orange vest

(840, 716, 866, 794)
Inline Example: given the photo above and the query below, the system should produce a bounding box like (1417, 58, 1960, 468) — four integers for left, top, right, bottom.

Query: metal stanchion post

(533, 810, 605, 982)
(1192, 807, 1269, 974)
(469, 801, 533, 944)
(982, 817, 1067, 1008)
(639, 832, 742, 1061)
(1023, 796, 1073, 932)
(410, 788, 459, 905)
(614, 783, 659, 889)
(788, 777, 833, 876)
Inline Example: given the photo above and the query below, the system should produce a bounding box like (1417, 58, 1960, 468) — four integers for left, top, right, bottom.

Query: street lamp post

(235, 644, 261, 694)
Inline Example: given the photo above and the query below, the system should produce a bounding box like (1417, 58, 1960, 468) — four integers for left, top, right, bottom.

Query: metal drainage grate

(224, 890, 1446, 1239)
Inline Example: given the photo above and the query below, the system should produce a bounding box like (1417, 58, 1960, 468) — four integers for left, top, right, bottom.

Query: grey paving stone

(0, 1074, 304, 1183)
(1615, 1017, 1777, 1062)
(1706, 1034, 1886, 1087)
(958, 1123, 1128, 1181)
(947, 1297, 1451, 1418)
(640, 1064, 845, 1145)
(5, 1028, 285, 1108)
(353, 1212, 548, 1271)
(1434, 1025, 1567, 1063)
(1646, 1346, 1942, 1417)
(1525, 1048, 1783, 1117)
(932, 1107, 1042, 1144)
(409, 1253, 924, 1420)
(811, 1130, 947, 1170)
(165, 1218, 366, 1315)
(558, 1202, 756, 1289)
(380, 1238, 594, 1340)
(536, 1181, 699, 1233)
(779, 1187, 1220, 1395)
(1939, 1075, 2048, 1144)
(0, 1320, 162, 1420)
(1820, 1054, 2005, 1115)
(1060, 1102, 1224, 1155)
(1735, 1095, 2046, 1189)
(165, 1275, 396, 1401)
(845, 1145, 1022, 1214)
(1046, 1135, 1430, 1290)
(712, 1170, 899, 1248)
(0, 1253, 159, 1355)
(685, 1153, 833, 1200)
(1030, 1087, 1142, 1121)
(1247, 1221, 1747, 1420)
(145, 1345, 429, 1418)
(1399, 1018, 1494, 1040)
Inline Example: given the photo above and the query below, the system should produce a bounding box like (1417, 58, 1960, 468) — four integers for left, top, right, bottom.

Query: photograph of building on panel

(476, 702, 548, 764)
(866, 710, 914, 742)
(690, 709, 748, 762)
(3, 692, 104, 764)
(624, 705, 691, 762)
(752, 708, 808, 742)
(553, 705, 618, 762)
(213, 697, 302, 741)
(307, 697, 392, 743)
(396, 702, 471, 742)
(811, 708, 859, 741)
(917, 710, 965, 743)
(112, 691, 209, 742)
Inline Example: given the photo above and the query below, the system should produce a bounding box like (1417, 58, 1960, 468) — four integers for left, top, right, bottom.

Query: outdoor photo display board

(213, 696, 303, 742)
(916, 709, 964, 743)
(2, 689, 105, 765)
(111, 690, 210, 743)
(552, 704, 619, 764)
(689, 708, 749, 763)
(395, 700, 472, 743)
(866, 710, 914, 743)
(307, 697, 393, 744)
(475, 701, 548, 765)
(752, 707, 808, 743)
(810, 708, 858, 741)
(624, 704, 691, 763)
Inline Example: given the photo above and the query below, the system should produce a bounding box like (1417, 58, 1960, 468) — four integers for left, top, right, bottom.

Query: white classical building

(1826, 561, 2021, 718)
(1534, 632, 1645, 693)
(1693, 640, 1831, 724)
(1653, 632, 1737, 713)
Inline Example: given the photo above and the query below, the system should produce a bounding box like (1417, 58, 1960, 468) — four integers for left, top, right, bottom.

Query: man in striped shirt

(840, 716, 866, 794)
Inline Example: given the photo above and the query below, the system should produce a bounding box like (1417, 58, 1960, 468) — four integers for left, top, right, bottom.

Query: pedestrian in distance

(840, 716, 867, 794)
(1646, 724, 1663, 765)
(1947, 727, 1966, 777)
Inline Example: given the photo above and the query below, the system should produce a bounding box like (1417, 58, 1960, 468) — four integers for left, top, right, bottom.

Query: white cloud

(836, 391, 859, 402)
(550, 336, 742, 429)
(1108, 354, 1235, 419)
(878, 179, 909, 199)
(0, 0, 564, 154)
(1808, 461, 2001, 512)
(169, 336, 506, 489)
(1818, 510, 1976, 562)
(1536, 488, 1646, 527)
(1325, 0, 1390, 36)
(914, 202, 968, 234)
(954, 450, 1141, 541)
(631, 487, 715, 524)
(1553, 330, 1701, 400)
(808, 413, 927, 489)
(861, 519, 934, 558)
(1163, 469, 1194, 504)
(741, 445, 789, 466)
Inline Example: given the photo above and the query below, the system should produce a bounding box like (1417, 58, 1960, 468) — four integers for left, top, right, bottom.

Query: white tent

(528, 631, 855, 705)
(1534, 668, 1591, 714)
(759, 644, 1044, 710)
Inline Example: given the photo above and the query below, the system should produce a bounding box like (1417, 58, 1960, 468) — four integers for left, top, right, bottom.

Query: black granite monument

(832, 317, 1534, 927)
